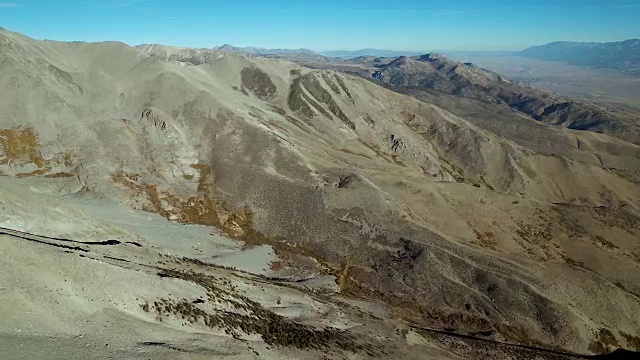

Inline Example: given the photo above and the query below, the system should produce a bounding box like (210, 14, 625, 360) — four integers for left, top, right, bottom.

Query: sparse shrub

(593, 235, 618, 250)
(149, 269, 375, 353)
(620, 331, 640, 351)
(589, 328, 620, 354)
(474, 230, 497, 249)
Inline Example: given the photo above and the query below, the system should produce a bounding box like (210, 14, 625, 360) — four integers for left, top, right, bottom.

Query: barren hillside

(367, 54, 640, 145)
(1, 28, 640, 359)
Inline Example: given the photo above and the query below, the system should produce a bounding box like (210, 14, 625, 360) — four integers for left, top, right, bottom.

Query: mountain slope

(520, 39, 640, 75)
(1, 28, 640, 357)
(367, 53, 640, 145)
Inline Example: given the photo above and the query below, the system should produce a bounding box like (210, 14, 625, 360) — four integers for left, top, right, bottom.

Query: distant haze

(319, 49, 425, 59)
(519, 39, 640, 75)
(1, 0, 639, 51)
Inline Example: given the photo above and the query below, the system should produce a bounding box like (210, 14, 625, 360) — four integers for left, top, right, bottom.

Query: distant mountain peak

(387, 56, 414, 67)
(217, 44, 238, 50)
(418, 53, 443, 61)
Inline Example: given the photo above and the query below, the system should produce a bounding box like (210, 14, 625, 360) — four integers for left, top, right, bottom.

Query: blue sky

(0, 0, 639, 51)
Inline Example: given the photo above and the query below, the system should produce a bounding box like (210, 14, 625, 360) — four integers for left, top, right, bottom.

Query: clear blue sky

(1, 0, 639, 51)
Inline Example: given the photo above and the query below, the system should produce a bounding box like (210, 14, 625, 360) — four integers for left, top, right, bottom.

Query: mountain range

(137, 39, 640, 77)
(215, 43, 317, 55)
(1, 26, 639, 359)
(319, 49, 425, 58)
(201, 39, 640, 78)
(369, 54, 640, 145)
(519, 39, 640, 75)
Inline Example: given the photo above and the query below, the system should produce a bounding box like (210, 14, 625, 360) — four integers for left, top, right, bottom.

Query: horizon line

(1, 26, 638, 54)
